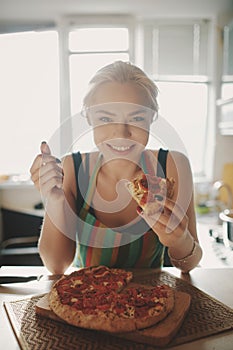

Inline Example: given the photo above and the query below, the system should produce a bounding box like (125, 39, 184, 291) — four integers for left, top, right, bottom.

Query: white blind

(145, 20, 209, 77)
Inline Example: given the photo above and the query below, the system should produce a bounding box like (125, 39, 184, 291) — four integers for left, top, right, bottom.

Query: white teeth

(111, 145, 131, 151)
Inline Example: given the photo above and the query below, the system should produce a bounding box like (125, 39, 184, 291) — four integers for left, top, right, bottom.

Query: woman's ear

(86, 114, 91, 126)
(81, 108, 92, 126)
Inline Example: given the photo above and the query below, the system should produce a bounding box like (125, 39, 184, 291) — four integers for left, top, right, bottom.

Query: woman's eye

(131, 116, 145, 122)
(99, 116, 113, 123)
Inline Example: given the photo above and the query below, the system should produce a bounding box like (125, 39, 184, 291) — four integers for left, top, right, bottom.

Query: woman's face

(87, 82, 154, 161)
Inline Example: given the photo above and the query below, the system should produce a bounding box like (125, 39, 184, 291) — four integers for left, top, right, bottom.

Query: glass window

(0, 30, 59, 175)
(69, 52, 129, 115)
(68, 26, 130, 116)
(155, 25, 194, 75)
(156, 81, 208, 175)
(69, 27, 129, 52)
(144, 20, 210, 177)
(149, 21, 209, 76)
(221, 83, 233, 100)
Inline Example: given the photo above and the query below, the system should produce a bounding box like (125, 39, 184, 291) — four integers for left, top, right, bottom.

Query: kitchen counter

(0, 266, 233, 350)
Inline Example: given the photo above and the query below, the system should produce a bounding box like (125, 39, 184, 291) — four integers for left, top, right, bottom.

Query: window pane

(221, 83, 233, 100)
(156, 25, 194, 75)
(156, 82, 208, 175)
(69, 53, 129, 115)
(152, 22, 209, 76)
(69, 28, 129, 52)
(0, 31, 60, 175)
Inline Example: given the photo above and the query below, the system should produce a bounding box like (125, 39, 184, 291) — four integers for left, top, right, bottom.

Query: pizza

(126, 173, 175, 215)
(49, 266, 174, 333)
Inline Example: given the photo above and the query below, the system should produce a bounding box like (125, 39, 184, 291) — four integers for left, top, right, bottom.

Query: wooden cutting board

(35, 290, 191, 347)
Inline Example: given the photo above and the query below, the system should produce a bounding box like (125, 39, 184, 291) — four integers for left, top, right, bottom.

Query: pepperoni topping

(138, 174, 165, 196)
(55, 266, 169, 319)
(139, 175, 148, 191)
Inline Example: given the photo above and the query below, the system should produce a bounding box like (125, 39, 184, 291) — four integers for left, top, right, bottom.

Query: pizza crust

(49, 286, 174, 333)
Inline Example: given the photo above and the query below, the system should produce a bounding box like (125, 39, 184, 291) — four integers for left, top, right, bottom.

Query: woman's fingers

(162, 198, 187, 218)
(40, 141, 51, 155)
(39, 164, 63, 187)
(30, 154, 42, 176)
(39, 176, 64, 198)
(137, 197, 188, 235)
(30, 142, 63, 197)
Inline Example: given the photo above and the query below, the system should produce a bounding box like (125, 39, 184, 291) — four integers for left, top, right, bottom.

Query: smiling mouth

(107, 144, 134, 152)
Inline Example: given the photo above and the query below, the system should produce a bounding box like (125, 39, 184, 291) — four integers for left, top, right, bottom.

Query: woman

(30, 61, 202, 274)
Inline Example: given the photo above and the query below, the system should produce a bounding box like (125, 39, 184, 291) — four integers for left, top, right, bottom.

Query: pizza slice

(126, 173, 175, 215)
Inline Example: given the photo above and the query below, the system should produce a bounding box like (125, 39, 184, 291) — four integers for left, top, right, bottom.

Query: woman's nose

(113, 122, 132, 137)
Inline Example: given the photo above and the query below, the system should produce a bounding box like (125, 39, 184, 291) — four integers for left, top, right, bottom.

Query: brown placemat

(4, 271, 233, 350)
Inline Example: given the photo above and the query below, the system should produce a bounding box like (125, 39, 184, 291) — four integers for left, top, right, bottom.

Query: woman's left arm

(166, 151, 203, 272)
(139, 151, 203, 273)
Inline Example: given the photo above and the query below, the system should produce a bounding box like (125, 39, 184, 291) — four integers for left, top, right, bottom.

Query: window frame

(57, 16, 135, 155)
(0, 15, 218, 180)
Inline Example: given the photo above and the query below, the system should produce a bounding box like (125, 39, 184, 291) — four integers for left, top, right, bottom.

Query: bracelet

(168, 239, 198, 272)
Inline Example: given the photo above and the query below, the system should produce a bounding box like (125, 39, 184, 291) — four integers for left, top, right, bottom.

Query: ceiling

(0, 0, 233, 23)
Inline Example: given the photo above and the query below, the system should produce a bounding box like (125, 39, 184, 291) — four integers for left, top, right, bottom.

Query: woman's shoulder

(167, 150, 191, 169)
(147, 148, 191, 177)
(62, 151, 100, 173)
(166, 150, 192, 187)
(147, 148, 188, 160)
(62, 151, 99, 162)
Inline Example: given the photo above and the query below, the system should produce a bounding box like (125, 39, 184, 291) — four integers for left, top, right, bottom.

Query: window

(58, 18, 132, 154)
(156, 81, 208, 174)
(0, 30, 59, 175)
(0, 17, 214, 179)
(68, 26, 130, 115)
(143, 19, 211, 177)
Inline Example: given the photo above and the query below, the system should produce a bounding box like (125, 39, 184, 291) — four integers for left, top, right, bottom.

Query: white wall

(0, 0, 232, 22)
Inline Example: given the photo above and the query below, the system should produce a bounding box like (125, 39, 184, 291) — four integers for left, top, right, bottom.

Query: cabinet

(1, 208, 43, 242)
(0, 182, 44, 265)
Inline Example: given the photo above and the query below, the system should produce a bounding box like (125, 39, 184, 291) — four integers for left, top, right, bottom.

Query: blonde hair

(82, 61, 159, 113)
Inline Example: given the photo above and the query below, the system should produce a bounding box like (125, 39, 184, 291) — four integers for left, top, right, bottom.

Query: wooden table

(0, 266, 233, 350)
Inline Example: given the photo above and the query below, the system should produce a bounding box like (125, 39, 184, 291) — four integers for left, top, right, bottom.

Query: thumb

(40, 141, 51, 155)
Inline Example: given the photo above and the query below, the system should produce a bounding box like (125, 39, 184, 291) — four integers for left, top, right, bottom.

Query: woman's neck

(100, 156, 143, 182)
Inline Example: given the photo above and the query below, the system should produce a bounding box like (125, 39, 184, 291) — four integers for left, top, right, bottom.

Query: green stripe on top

(78, 210, 96, 246)
(82, 154, 102, 212)
(151, 242, 164, 267)
(124, 235, 143, 267)
(99, 244, 114, 266)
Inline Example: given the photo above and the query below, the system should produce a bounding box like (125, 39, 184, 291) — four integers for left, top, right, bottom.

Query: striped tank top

(72, 149, 168, 268)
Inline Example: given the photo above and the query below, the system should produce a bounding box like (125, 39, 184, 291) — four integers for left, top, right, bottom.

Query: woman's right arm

(30, 143, 77, 274)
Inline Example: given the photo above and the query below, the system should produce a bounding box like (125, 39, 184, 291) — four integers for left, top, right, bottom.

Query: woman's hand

(30, 141, 64, 199)
(137, 198, 189, 249)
